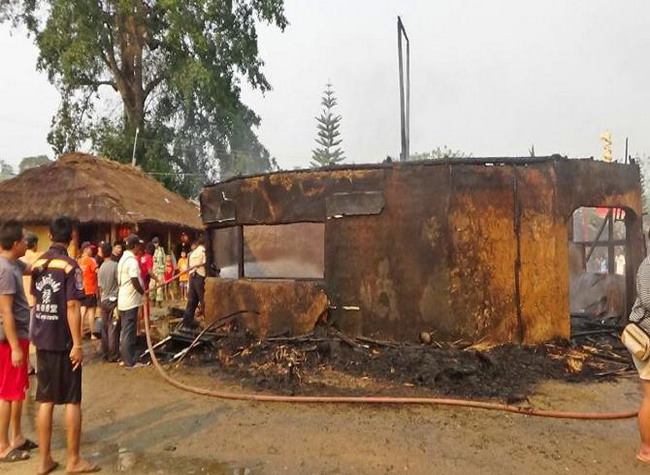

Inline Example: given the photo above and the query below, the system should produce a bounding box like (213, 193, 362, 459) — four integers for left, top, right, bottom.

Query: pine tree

(311, 83, 345, 167)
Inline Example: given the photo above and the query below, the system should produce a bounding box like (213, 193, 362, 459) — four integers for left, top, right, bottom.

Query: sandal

(0, 447, 30, 462)
(15, 438, 38, 451)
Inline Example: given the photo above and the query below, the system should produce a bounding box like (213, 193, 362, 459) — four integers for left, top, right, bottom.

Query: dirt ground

(4, 344, 650, 475)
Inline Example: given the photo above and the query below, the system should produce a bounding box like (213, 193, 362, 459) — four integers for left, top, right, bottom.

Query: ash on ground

(162, 317, 633, 402)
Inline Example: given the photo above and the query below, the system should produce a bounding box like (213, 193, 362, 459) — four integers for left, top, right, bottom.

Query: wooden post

(110, 224, 117, 244)
(71, 224, 80, 258)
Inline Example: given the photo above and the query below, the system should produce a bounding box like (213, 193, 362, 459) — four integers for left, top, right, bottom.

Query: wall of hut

(201, 158, 645, 344)
(24, 225, 77, 257)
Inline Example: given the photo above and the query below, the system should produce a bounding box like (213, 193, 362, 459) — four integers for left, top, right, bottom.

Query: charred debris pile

(147, 311, 633, 402)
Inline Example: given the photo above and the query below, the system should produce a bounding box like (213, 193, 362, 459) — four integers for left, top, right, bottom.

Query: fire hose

(139, 267, 639, 421)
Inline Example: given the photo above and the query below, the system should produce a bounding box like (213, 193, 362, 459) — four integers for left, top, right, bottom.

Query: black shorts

(35, 349, 82, 404)
(81, 295, 97, 308)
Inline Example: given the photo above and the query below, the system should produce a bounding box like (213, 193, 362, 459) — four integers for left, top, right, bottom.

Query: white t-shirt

(188, 245, 206, 277)
(117, 250, 143, 311)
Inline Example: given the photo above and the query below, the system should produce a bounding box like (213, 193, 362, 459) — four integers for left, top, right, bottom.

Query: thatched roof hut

(0, 152, 201, 255)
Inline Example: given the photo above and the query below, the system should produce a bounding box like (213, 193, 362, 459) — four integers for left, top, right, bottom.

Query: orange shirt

(78, 255, 98, 296)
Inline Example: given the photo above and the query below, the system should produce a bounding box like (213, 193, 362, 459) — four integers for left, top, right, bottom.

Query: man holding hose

(181, 236, 206, 331)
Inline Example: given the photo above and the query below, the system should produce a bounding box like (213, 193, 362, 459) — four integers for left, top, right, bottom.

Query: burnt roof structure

(200, 156, 645, 344)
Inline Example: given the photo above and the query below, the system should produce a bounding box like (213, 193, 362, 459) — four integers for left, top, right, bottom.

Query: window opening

(243, 223, 324, 279)
(211, 227, 240, 279)
(569, 207, 627, 337)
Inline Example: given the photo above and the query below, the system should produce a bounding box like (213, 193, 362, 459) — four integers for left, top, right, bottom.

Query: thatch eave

(0, 152, 202, 230)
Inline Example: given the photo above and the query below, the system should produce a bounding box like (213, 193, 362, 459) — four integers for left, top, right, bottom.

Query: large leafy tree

(311, 82, 344, 167)
(1, 0, 287, 195)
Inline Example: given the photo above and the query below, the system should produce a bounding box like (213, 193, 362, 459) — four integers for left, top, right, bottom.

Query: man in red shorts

(0, 220, 36, 464)
(31, 217, 99, 474)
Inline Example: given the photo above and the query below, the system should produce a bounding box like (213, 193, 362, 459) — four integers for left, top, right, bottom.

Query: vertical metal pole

(625, 137, 629, 165)
(398, 17, 406, 161)
(405, 30, 410, 161)
(397, 17, 410, 161)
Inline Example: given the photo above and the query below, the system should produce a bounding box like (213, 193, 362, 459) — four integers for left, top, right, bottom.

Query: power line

(146, 172, 205, 176)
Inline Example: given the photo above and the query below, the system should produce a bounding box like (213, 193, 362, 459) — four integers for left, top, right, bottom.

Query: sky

(1, 0, 650, 172)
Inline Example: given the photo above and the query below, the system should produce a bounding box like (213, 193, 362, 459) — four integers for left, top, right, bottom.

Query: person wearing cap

(78, 242, 98, 340)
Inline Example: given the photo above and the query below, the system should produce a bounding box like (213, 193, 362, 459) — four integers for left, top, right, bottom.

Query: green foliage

(18, 154, 52, 173)
(0, 160, 14, 181)
(1, 0, 288, 196)
(409, 145, 472, 161)
(311, 82, 344, 167)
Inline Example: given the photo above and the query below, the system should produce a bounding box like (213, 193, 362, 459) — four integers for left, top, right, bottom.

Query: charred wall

(200, 158, 644, 344)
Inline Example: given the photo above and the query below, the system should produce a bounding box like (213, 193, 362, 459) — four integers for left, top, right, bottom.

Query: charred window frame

(208, 223, 325, 280)
(205, 190, 384, 280)
(208, 226, 243, 279)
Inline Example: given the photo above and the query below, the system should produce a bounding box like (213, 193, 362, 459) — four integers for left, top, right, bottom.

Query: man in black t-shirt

(31, 217, 99, 474)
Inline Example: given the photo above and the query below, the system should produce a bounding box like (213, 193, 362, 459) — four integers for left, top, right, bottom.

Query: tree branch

(144, 73, 165, 99)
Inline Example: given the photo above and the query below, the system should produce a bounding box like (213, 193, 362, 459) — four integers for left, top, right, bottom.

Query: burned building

(200, 156, 645, 344)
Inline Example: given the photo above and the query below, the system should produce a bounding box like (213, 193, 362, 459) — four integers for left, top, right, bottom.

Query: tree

(1, 1, 288, 196)
(18, 154, 52, 173)
(409, 145, 472, 161)
(0, 160, 14, 181)
(311, 82, 344, 167)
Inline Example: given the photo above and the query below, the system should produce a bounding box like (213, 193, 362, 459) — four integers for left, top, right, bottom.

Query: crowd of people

(77, 235, 193, 340)
(0, 216, 206, 473)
